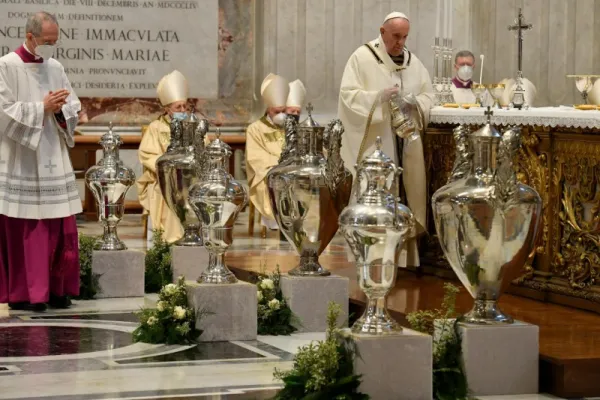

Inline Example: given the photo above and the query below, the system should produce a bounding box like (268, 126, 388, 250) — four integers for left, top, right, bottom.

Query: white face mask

(35, 43, 56, 60)
(457, 65, 474, 81)
(272, 112, 286, 126)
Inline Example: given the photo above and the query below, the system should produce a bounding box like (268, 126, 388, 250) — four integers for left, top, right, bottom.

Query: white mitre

(499, 77, 537, 107)
(261, 73, 289, 108)
(383, 11, 409, 23)
(157, 70, 188, 106)
(287, 79, 306, 108)
(589, 79, 600, 105)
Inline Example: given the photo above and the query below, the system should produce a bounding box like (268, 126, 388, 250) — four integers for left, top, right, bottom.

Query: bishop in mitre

(338, 12, 434, 267)
(0, 12, 81, 311)
(137, 70, 189, 243)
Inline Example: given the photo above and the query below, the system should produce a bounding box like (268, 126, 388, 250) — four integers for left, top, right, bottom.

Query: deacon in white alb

(0, 12, 81, 311)
(338, 11, 435, 267)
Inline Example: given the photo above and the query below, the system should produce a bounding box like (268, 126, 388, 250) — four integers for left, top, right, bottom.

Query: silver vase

(85, 123, 136, 250)
(267, 105, 353, 276)
(156, 114, 209, 246)
(189, 130, 248, 284)
(432, 110, 542, 324)
(339, 137, 414, 334)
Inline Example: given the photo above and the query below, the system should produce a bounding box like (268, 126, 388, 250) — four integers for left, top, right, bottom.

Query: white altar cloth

(430, 106, 600, 129)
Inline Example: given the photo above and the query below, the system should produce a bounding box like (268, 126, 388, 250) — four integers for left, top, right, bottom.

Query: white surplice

(0, 51, 82, 220)
(451, 83, 477, 104)
(338, 35, 435, 267)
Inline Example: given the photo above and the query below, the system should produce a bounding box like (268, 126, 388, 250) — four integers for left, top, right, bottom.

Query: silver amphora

(189, 130, 248, 284)
(156, 114, 209, 246)
(339, 137, 414, 334)
(432, 110, 542, 324)
(267, 105, 353, 276)
(85, 122, 135, 251)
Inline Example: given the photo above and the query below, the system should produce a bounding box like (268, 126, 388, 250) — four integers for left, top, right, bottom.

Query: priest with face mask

(137, 70, 189, 243)
(245, 73, 294, 230)
(451, 50, 477, 104)
(338, 12, 434, 268)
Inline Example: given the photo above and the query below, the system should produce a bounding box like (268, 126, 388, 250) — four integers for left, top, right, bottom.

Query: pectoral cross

(508, 8, 532, 72)
(45, 159, 57, 174)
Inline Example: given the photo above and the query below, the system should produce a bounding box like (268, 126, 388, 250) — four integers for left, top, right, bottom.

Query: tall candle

(435, 0, 441, 38)
(448, 0, 453, 41)
(443, 0, 448, 39)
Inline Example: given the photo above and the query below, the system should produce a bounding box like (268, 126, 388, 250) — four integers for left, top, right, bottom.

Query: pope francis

(338, 12, 435, 267)
(136, 70, 188, 243)
(246, 74, 306, 230)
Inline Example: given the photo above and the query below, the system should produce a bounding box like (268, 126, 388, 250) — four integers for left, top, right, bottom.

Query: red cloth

(0, 215, 80, 304)
(14, 44, 42, 64)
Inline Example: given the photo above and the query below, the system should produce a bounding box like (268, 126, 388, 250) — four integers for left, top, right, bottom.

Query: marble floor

(0, 213, 597, 399)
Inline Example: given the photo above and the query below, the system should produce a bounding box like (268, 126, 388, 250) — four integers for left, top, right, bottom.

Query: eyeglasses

(34, 37, 62, 47)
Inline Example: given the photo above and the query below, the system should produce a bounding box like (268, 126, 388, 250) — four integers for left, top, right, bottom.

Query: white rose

(257, 290, 263, 302)
(268, 298, 280, 310)
(147, 316, 158, 326)
(173, 306, 187, 320)
(164, 283, 177, 294)
(157, 301, 166, 312)
(261, 279, 274, 290)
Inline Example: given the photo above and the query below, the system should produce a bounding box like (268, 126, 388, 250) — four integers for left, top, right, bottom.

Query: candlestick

(479, 54, 484, 84)
(448, 0, 453, 41)
(443, 0, 448, 40)
(435, 0, 441, 39)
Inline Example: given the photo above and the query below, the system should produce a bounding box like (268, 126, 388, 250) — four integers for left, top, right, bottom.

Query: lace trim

(430, 114, 600, 129)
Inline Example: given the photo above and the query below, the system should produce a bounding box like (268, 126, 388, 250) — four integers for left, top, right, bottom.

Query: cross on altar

(508, 8, 532, 72)
(45, 159, 57, 174)
(306, 103, 313, 115)
(484, 106, 494, 123)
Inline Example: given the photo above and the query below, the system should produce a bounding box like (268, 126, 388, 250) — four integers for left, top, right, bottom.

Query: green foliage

(257, 266, 299, 335)
(75, 234, 102, 300)
(145, 229, 173, 293)
(132, 276, 209, 345)
(407, 283, 469, 400)
(273, 303, 369, 400)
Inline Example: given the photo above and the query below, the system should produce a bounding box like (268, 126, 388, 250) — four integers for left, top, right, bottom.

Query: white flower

(268, 298, 280, 310)
(164, 283, 177, 294)
(261, 279, 274, 290)
(147, 316, 158, 326)
(156, 301, 166, 312)
(257, 290, 263, 302)
(173, 306, 187, 320)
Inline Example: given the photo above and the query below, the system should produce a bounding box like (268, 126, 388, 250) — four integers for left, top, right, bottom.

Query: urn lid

(184, 109, 199, 125)
(356, 137, 396, 177)
(98, 122, 122, 148)
(472, 107, 501, 139)
(299, 103, 320, 128)
(205, 129, 232, 157)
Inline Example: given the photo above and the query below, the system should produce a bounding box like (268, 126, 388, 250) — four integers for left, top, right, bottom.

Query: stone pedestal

(353, 330, 433, 400)
(92, 250, 144, 298)
(170, 246, 210, 282)
(186, 281, 257, 342)
(459, 321, 539, 396)
(280, 274, 349, 332)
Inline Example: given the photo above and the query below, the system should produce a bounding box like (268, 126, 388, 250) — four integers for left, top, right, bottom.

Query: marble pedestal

(459, 321, 539, 396)
(186, 281, 257, 342)
(170, 246, 209, 282)
(280, 274, 349, 332)
(353, 330, 433, 400)
(92, 250, 144, 298)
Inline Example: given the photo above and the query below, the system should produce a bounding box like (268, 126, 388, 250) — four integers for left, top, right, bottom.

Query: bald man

(338, 12, 434, 268)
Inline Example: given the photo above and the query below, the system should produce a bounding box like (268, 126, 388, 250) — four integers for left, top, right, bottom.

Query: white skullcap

(157, 70, 188, 106)
(383, 11, 409, 24)
(286, 79, 306, 108)
(261, 73, 289, 108)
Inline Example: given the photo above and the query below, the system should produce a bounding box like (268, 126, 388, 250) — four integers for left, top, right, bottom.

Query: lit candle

(435, 0, 441, 39)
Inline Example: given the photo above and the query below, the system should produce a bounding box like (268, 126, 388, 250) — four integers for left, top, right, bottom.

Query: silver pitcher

(189, 130, 248, 284)
(85, 122, 136, 251)
(432, 109, 542, 324)
(339, 137, 414, 334)
(156, 113, 209, 246)
(267, 104, 353, 276)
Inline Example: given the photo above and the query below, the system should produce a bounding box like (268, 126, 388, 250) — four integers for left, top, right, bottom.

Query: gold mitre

(261, 73, 289, 108)
(157, 70, 188, 106)
(383, 11, 409, 23)
(287, 79, 306, 108)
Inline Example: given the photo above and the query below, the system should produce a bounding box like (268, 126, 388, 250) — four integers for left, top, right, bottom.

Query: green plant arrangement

(272, 302, 369, 400)
(257, 266, 299, 335)
(406, 283, 469, 400)
(144, 229, 173, 293)
(132, 276, 208, 345)
(75, 234, 102, 300)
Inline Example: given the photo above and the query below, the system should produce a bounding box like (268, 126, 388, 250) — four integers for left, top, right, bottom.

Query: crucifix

(507, 8, 532, 109)
(45, 159, 57, 174)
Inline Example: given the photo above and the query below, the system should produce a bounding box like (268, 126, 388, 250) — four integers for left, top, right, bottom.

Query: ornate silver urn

(267, 104, 353, 276)
(156, 113, 209, 246)
(189, 130, 248, 284)
(432, 109, 542, 324)
(339, 137, 414, 334)
(85, 122, 136, 250)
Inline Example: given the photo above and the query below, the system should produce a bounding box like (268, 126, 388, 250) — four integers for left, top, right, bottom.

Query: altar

(423, 106, 600, 314)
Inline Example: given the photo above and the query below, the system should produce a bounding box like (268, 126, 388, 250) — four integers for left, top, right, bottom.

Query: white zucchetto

(261, 73, 289, 108)
(286, 79, 306, 108)
(157, 70, 188, 106)
(383, 11, 409, 24)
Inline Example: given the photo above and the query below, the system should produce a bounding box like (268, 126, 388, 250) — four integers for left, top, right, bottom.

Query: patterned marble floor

(0, 213, 596, 399)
